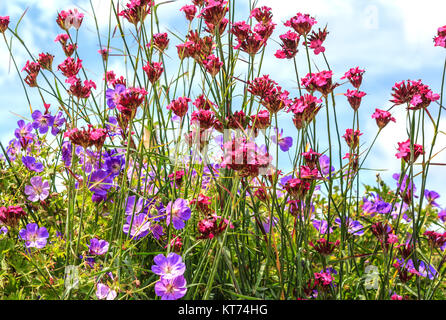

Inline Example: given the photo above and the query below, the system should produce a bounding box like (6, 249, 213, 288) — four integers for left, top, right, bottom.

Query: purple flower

(105, 84, 126, 109)
(396, 258, 438, 280)
(1, 226, 8, 235)
(61, 141, 73, 167)
(123, 213, 151, 239)
(87, 170, 113, 202)
(88, 238, 109, 255)
(22, 156, 44, 173)
(6, 139, 21, 162)
(19, 223, 49, 249)
(334, 218, 364, 236)
(125, 195, 149, 216)
(438, 209, 446, 223)
(154, 275, 187, 300)
(312, 219, 333, 234)
(31, 110, 55, 134)
(262, 217, 279, 233)
(151, 253, 186, 279)
(425, 190, 440, 207)
(24, 176, 50, 202)
(14, 120, 33, 139)
(96, 283, 117, 300)
(104, 151, 125, 177)
(319, 154, 334, 177)
(106, 116, 122, 137)
(271, 128, 293, 152)
(51, 112, 66, 136)
(166, 198, 191, 230)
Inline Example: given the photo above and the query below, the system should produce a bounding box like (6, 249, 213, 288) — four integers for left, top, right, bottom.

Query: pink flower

(167, 97, 191, 118)
(391, 80, 439, 110)
(371, 108, 396, 129)
(341, 67, 365, 89)
(284, 13, 317, 36)
(149, 32, 170, 52)
(342, 129, 363, 149)
(306, 27, 329, 55)
(142, 61, 164, 83)
(395, 139, 424, 163)
(250, 6, 273, 24)
(344, 89, 366, 111)
(203, 54, 223, 77)
(275, 31, 300, 59)
(434, 25, 446, 48)
(0, 16, 10, 33)
(58, 57, 82, 78)
(180, 5, 197, 21)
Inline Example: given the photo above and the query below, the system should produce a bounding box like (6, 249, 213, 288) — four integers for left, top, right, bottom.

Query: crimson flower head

(56, 9, 84, 30)
(167, 97, 191, 118)
(371, 109, 396, 129)
(168, 170, 186, 187)
(391, 80, 439, 110)
(0, 16, 9, 33)
(197, 214, 232, 240)
(275, 30, 300, 59)
(302, 148, 321, 169)
(193, 94, 215, 110)
(118, 0, 154, 25)
(116, 87, 148, 120)
(306, 27, 329, 55)
(227, 110, 250, 129)
(66, 77, 96, 99)
(345, 89, 366, 111)
(302, 70, 337, 97)
(250, 110, 271, 130)
(371, 222, 394, 250)
(180, 5, 197, 21)
(150, 33, 170, 52)
(58, 57, 82, 78)
(309, 238, 340, 256)
(284, 178, 311, 200)
(284, 13, 317, 36)
(395, 139, 424, 163)
(143, 61, 164, 83)
(22, 60, 41, 87)
(203, 54, 223, 77)
(98, 48, 110, 61)
(0, 205, 26, 228)
(341, 67, 365, 89)
(423, 231, 446, 249)
(64, 125, 108, 150)
(342, 129, 362, 149)
(250, 6, 273, 24)
(434, 25, 446, 48)
(288, 94, 323, 129)
(191, 109, 216, 130)
(190, 194, 212, 214)
(37, 53, 55, 71)
(198, 0, 229, 30)
(231, 21, 251, 41)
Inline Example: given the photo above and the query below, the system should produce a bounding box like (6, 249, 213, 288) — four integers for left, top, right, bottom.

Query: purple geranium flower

(425, 190, 440, 207)
(96, 283, 117, 300)
(334, 218, 364, 236)
(106, 84, 126, 109)
(24, 176, 50, 202)
(51, 112, 66, 136)
(31, 110, 55, 134)
(151, 253, 186, 279)
(87, 170, 113, 202)
(154, 275, 187, 300)
(14, 120, 33, 139)
(123, 213, 151, 239)
(1, 226, 8, 236)
(19, 223, 49, 249)
(312, 219, 333, 234)
(6, 139, 21, 162)
(438, 209, 446, 223)
(88, 238, 109, 255)
(22, 156, 44, 173)
(271, 128, 293, 152)
(104, 151, 125, 178)
(319, 154, 335, 177)
(166, 198, 191, 230)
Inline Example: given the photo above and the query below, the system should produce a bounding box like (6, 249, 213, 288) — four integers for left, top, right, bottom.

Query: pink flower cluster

(391, 80, 440, 110)
(395, 139, 424, 163)
(301, 70, 338, 97)
(56, 8, 84, 30)
(248, 75, 291, 114)
(434, 25, 446, 48)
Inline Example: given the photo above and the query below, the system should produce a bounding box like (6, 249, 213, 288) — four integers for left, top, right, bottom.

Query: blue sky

(0, 0, 445, 206)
